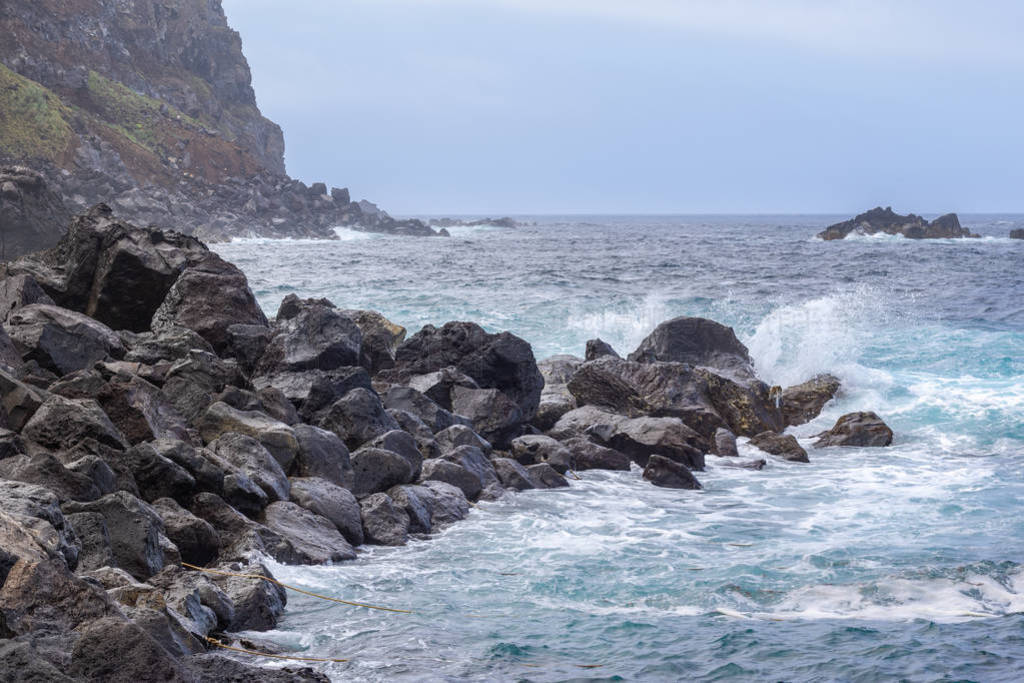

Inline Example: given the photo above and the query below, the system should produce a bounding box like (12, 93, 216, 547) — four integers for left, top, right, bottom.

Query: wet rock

(560, 436, 631, 471)
(151, 498, 219, 566)
(1010, 228, 1024, 239)
(0, 274, 54, 322)
(713, 427, 739, 457)
(441, 445, 500, 491)
(291, 424, 353, 489)
(813, 411, 893, 448)
(781, 374, 841, 427)
(717, 458, 767, 470)
(817, 207, 978, 240)
(198, 402, 299, 470)
(547, 405, 622, 441)
(451, 385, 524, 447)
(492, 457, 537, 491)
(261, 502, 356, 563)
(359, 493, 410, 546)
(22, 395, 127, 454)
(6, 304, 125, 374)
(433, 423, 492, 454)
(207, 432, 289, 503)
(749, 431, 809, 462)
(567, 361, 649, 417)
(585, 338, 620, 361)
(393, 321, 544, 420)
(420, 458, 482, 501)
(63, 491, 174, 580)
(350, 447, 413, 496)
(419, 481, 470, 526)
(385, 484, 434, 533)
(602, 415, 706, 470)
(255, 295, 362, 375)
(317, 387, 400, 450)
(0, 368, 46, 431)
(526, 463, 569, 488)
(510, 435, 572, 473)
(642, 454, 703, 490)
(203, 560, 286, 631)
(628, 316, 757, 384)
(288, 477, 363, 546)
(151, 254, 268, 354)
(383, 385, 461, 433)
(187, 654, 330, 682)
(147, 564, 234, 633)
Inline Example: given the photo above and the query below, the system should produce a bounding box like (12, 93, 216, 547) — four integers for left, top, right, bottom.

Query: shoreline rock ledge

(817, 206, 980, 240)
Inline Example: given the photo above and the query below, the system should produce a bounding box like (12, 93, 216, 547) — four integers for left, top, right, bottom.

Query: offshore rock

(817, 207, 979, 240)
(813, 411, 894, 447)
(713, 427, 739, 457)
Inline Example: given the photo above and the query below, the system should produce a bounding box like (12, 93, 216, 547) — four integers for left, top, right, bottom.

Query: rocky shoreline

(0, 205, 892, 680)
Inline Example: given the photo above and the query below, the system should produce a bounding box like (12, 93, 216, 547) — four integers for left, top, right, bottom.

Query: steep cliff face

(0, 0, 439, 253)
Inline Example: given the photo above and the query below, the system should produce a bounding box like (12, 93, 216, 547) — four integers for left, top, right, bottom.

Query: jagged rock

(0, 428, 25, 459)
(96, 373, 190, 444)
(492, 458, 537, 491)
(123, 325, 214, 365)
(151, 498, 219, 566)
(526, 463, 569, 488)
(21, 395, 127, 453)
(1010, 228, 1024, 239)
(254, 366, 372, 419)
(224, 323, 273, 374)
(406, 366, 479, 411)
(604, 415, 705, 470)
(6, 303, 125, 374)
(510, 435, 572, 473)
(203, 560, 286, 632)
(781, 374, 841, 426)
(441, 445, 500, 492)
(207, 432, 289, 503)
(147, 565, 234, 634)
(433, 423, 491, 454)
(585, 338, 620, 361)
(114, 442, 195, 503)
(341, 309, 406, 374)
(451, 386, 523, 447)
(150, 439, 224, 495)
(187, 654, 330, 682)
(560, 437, 631, 471)
(0, 273, 54, 322)
(393, 321, 544, 420)
(187, 493, 296, 564)
(749, 431, 809, 462)
(387, 409, 442, 460)
(350, 447, 413, 496)
(367, 429, 423, 479)
(198, 402, 299, 470)
(288, 477, 363, 546)
(383, 385, 461, 434)
(817, 207, 978, 240)
(642, 455, 702, 490)
(385, 484, 434, 533)
(418, 481, 470, 526)
(63, 491, 175, 580)
(0, 555, 115, 634)
(628, 316, 757, 384)
(0, 453, 102, 503)
(291, 424, 353, 489)
(316, 387, 400, 450)
(261, 502, 355, 563)
(567, 361, 649, 416)
(160, 349, 243, 423)
(64, 511, 115, 570)
(547, 405, 622, 440)
(255, 295, 362, 375)
(0, 481, 79, 569)
(49, 368, 105, 398)
(420, 458, 482, 501)
(0, 639, 74, 682)
(0, 368, 45, 431)
(813, 411, 893, 448)
(65, 454, 117, 496)
(257, 386, 301, 426)
(359, 493, 409, 546)
(151, 254, 268, 353)
(713, 427, 739, 456)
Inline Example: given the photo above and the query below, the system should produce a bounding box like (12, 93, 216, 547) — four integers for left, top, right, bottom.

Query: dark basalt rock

(291, 424, 353, 489)
(151, 497, 219, 566)
(418, 481, 470, 526)
(386, 484, 435, 534)
(6, 303, 125, 375)
(491, 457, 537, 491)
(316, 388, 400, 451)
(0, 166, 69, 259)
(628, 316, 757, 384)
(1010, 229, 1024, 239)
(433, 423, 492, 454)
(642, 454, 702, 490)
(203, 560, 287, 632)
(207, 432, 289, 503)
(814, 411, 893, 448)
(288, 477, 363, 546)
(510, 435, 572, 474)
(367, 429, 423, 480)
(350, 446, 413, 496)
(585, 338, 620, 361)
(114, 442, 195, 504)
(393, 321, 544, 421)
(749, 431, 809, 463)
(817, 207, 979, 240)
(0, 368, 46, 431)
(0, 480, 80, 569)
(406, 366, 479, 411)
(383, 385, 461, 434)
(0, 273, 55, 322)
(260, 501, 355, 563)
(781, 374, 841, 427)
(198, 401, 299, 471)
(525, 463, 569, 489)
(560, 436, 631, 471)
(255, 295, 362, 375)
(340, 308, 406, 374)
(359, 493, 409, 546)
(420, 458, 482, 501)
(22, 395, 127, 454)
(96, 373, 190, 445)
(713, 427, 739, 457)
(451, 385, 524, 448)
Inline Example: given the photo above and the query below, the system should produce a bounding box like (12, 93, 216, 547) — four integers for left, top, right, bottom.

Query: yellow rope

(181, 562, 414, 613)
(204, 636, 348, 663)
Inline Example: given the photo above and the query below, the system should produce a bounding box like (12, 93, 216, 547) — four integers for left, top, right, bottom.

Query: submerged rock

(813, 411, 893, 447)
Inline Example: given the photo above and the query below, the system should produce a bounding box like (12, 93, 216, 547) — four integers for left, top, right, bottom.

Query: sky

(222, 0, 1024, 215)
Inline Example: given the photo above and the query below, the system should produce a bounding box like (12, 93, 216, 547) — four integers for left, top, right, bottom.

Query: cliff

(817, 206, 979, 240)
(0, 0, 438, 255)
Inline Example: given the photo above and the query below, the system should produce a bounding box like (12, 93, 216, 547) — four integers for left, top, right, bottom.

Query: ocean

(213, 215, 1024, 681)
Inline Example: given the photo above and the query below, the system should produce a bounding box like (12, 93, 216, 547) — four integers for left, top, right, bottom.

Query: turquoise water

(214, 216, 1024, 681)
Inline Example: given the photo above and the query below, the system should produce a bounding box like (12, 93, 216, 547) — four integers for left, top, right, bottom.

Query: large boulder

(6, 304, 125, 375)
(817, 207, 978, 240)
(0, 166, 68, 259)
(0, 481, 80, 569)
(433, 423, 491, 454)
(406, 366, 479, 411)
(525, 463, 569, 488)
(253, 366, 372, 419)
(628, 317, 756, 384)
(207, 432, 290, 503)
(451, 386, 523, 447)
(316, 388, 400, 450)
(151, 497, 219, 566)
(367, 430, 423, 479)
(392, 321, 544, 420)
(419, 481, 470, 526)
(585, 338, 620, 361)
(510, 435, 572, 473)
(340, 308, 406, 374)
(383, 386, 461, 434)
(440, 445, 500, 492)
(150, 254, 268, 354)
(491, 458, 537, 491)
(385, 484, 435, 533)
(359, 493, 409, 546)
(0, 368, 45, 431)
(188, 493, 297, 564)
(288, 477, 363, 546)
(350, 447, 413, 496)
(21, 395, 127, 454)
(642, 455, 702, 490)
(420, 458, 482, 501)
(0, 273, 54, 322)
(114, 442, 196, 503)
(255, 295, 362, 375)
(160, 350, 243, 423)
(197, 402, 299, 471)
(150, 439, 225, 496)
(560, 436, 631, 471)
(202, 560, 286, 632)
(95, 373, 189, 445)
(0, 453, 103, 503)
(814, 412, 893, 448)
(261, 502, 356, 563)
(291, 424, 353, 488)
(781, 374, 841, 427)
(749, 431, 809, 462)
(534, 355, 582, 431)
(605, 415, 705, 470)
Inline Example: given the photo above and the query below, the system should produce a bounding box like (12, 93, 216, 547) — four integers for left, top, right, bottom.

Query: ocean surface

(213, 215, 1024, 681)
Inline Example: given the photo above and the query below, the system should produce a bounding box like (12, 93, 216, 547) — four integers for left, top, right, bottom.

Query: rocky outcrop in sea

(817, 206, 980, 240)
(0, 205, 891, 679)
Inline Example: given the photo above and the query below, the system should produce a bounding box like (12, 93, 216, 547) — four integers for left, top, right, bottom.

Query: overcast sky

(222, 0, 1024, 214)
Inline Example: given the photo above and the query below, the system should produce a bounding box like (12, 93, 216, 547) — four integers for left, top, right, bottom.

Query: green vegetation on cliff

(0, 63, 75, 162)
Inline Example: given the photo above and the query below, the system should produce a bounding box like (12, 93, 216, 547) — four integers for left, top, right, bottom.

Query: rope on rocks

(180, 562, 414, 613)
(203, 636, 349, 663)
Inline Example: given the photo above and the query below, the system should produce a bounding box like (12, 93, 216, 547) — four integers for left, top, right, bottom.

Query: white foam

(565, 291, 672, 356)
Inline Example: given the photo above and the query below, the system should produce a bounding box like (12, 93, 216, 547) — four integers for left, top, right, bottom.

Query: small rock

(642, 454, 702, 490)
(813, 411, 893, 448)
(749, 431, 809, 462)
